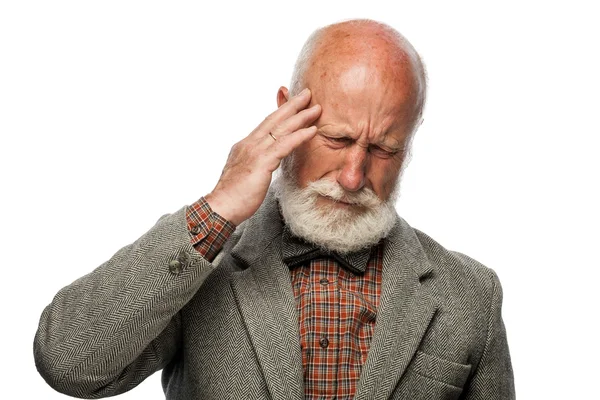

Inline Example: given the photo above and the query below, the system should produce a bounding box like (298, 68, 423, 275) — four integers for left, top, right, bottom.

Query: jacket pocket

(410, 351, 472, 389)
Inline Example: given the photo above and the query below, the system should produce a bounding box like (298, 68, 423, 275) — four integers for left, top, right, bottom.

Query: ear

(277, 86, 289, 108)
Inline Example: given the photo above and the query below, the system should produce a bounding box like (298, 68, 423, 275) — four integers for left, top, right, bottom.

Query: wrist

(204, 191, 244, 226)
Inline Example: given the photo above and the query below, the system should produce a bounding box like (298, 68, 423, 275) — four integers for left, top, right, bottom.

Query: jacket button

(177, 252, 190, 264)
(319, 336, 329, 349)
(169, 259, 183, 275)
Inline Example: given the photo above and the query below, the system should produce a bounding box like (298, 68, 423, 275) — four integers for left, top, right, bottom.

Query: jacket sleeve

(34, 207, 220, 398)
(462, 270, 516, 400)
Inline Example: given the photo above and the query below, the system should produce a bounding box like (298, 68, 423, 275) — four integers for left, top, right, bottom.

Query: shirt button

(169, 259, 183, 275)
(319, 336, 329, 349)
(319, 278, 329, 286)
(190, 225, 202, 235)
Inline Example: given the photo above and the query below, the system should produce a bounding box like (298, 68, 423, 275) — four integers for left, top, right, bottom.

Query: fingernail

(300, 88, 310, 96)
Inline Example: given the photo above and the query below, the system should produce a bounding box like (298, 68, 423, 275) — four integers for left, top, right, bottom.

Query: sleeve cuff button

(169, 259, 183, 275)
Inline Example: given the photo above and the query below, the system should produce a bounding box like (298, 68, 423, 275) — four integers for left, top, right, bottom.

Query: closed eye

(369, 145, 398, 158)
(322, 135, 353, 148)
(330, 137, 351, 143)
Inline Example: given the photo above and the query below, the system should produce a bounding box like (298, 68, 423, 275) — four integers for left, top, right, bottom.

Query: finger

(253, 88, 313, 136)
(269, 125, 318, 161)
(269, 104, 321, 139)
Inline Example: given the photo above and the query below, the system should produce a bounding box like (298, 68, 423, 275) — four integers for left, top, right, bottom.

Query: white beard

(274, 171, 399, 254)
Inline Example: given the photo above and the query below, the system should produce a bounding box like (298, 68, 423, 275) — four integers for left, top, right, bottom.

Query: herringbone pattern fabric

(34, 184, 514, 399)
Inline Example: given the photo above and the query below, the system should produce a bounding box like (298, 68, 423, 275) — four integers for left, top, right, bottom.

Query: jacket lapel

(354, 217, 438, 400)
(229, 189, 304, 400)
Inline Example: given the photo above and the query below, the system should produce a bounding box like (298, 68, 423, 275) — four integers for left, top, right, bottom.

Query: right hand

(205, 88, 321, 226)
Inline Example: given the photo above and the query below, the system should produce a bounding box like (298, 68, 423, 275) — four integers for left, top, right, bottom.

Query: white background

(1, 1, 598, 398)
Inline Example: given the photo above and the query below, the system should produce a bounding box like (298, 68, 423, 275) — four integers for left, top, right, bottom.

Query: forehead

(308, 61, 419, 145)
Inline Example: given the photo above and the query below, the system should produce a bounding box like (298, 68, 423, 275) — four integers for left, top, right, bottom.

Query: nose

(337, 146, 367, 192)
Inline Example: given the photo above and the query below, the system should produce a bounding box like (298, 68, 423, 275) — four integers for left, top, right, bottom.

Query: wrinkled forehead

(306, 58, 422, 138)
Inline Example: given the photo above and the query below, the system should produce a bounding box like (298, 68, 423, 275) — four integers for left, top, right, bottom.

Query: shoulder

(409, 227, 502, 313)
(415, 228, 499, 286)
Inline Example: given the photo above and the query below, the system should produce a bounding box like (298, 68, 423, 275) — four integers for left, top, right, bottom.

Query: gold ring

(269, 132, 277, 141)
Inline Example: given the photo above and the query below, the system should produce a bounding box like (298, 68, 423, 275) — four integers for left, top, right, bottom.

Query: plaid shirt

(187, 198, 383, 399)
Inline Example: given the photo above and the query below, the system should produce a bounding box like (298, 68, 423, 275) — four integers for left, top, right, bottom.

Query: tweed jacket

(34, 189, 515, 399)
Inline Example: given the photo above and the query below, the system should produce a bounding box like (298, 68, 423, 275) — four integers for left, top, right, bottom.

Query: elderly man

(35, 19, 514, 400)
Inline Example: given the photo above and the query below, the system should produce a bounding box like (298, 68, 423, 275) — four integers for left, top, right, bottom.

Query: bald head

(290, 19, 427, 129)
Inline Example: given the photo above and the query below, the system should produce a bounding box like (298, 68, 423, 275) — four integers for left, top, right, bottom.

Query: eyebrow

(318, 130, 404, 152)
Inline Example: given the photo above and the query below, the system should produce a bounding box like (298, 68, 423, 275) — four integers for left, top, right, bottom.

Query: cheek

(292, 139, 341, 186)
(367, 159, 402, 198)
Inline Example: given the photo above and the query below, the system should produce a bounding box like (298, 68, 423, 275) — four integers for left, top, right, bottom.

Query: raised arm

(34, 88, 321, 398)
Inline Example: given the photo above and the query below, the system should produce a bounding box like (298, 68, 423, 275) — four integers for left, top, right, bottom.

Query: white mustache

(306, 179, 382, 209)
